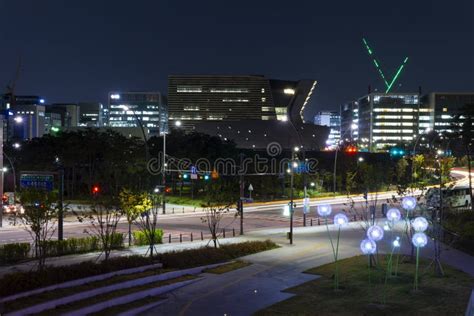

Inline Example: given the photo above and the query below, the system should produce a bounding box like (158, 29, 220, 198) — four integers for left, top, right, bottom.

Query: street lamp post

(289, 146, 299, 245)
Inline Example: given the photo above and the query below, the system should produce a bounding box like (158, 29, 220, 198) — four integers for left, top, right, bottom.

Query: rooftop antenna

(362, 38, 408, 93)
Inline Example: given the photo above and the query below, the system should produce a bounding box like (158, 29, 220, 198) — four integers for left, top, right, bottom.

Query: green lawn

(257, 255, 473, 316)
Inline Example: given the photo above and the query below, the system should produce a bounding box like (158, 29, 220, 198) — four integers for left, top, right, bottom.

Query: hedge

(133, 229, 163, 246)
(158, 239, 278, 269)
(0, 243, 31, 265)
(0, 240, 278, 297)
(42, 236, 100, 257)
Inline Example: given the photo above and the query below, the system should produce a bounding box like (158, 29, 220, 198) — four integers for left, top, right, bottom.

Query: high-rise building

(78, 102, 104, 127)
(48, 103, 80, 129)
(343, 93, 420, 151)
(108, 91, 167, 136)
(314, 111, 341, 149)
(421, 92, 474, 135)
(167, 75, 328, 149)
(0, 95, 46, 140)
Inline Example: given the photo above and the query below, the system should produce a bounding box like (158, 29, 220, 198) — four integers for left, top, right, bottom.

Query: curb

(116, 298, 168, 316)
(0, 263, 163, 304)
(6, 262, 225, 316)
(67, 278, 200, 316)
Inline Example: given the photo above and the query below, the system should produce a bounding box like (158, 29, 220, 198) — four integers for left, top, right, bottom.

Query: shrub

(0, 243, 31, 264)
(42, 236, 100, 257)
(110, 232, 125, 250)
(133, 229, 163, 246)
(158, 240, 278, 269)
(0, 240, 278, 297)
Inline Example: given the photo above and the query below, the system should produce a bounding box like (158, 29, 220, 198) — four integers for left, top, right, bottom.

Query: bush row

(0, 243, 31, 265)
(0, 233, 125, 265)
(0, 239, 278, 297)
(133, 229, 163, 246)
(158, 239, 278, 269)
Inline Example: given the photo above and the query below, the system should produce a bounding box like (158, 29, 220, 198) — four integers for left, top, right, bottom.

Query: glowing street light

(13, 143, 21, 149)
(367, 225, 384, 241)
(175, 120, 182, 127)
(411, 217, 429, 232)
(401, 196, 417, 211)
(317, 204, 332, 217)
(360, 239, 377, 255)
(330, 212, 350, 290)
(386, 208, 401, 222)
(14, 116, 23, 123)
(412, 232, 428, 291)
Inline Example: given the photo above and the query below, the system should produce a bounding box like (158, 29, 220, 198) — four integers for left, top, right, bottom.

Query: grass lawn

(204, 260, 251, 274)
(257, 255, 474, 316)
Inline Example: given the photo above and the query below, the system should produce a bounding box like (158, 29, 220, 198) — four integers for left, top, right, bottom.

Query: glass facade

(108, 92, 167, 134)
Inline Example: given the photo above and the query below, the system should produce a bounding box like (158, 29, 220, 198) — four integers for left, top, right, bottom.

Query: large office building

(342, 93, 421, 151)
(421, 92, 474, 135)
(0, 95, 46, 140)
(108, 91, 167, 136)
(342, 91, 474, 152)
(78, 102, 104, 127)
(314, 111, 341, 149)
(167, 75, 328, 149)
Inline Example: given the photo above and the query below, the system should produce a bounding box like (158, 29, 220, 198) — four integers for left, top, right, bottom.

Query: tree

(18, 189, 59, 270)
(119, 188, 152, 246)
(200, 182, 237, 248)
(77, 197, 123, 261)
(451, 104, 474, 211)
(134, 193, 161, 257)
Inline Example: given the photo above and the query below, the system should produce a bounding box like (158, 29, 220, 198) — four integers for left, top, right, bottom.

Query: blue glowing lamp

(360, 239, 377, 255)
(367, 225, 384, 241)
(317, 204, 332, 217)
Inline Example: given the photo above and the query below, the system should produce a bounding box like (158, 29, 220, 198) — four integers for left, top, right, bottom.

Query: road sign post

(248, 184, 253, 200)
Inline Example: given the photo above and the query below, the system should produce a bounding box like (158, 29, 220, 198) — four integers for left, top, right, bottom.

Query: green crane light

(362, 38, 408, 93)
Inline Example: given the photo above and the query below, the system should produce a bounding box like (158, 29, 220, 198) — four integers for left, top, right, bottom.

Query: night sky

(1, 0, 473, 119)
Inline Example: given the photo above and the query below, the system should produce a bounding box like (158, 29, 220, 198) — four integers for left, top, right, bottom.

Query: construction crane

(362, 38, 408, 93)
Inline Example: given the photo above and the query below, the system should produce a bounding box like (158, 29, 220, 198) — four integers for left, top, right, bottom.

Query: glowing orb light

(412, 232, 428, 248)
(411, 217, 429, 232)
(360, 239, 377, 255)
(386, 208, 401, 221)
(367, 225, 384, 241)
(402, 196, 417, 211)
(392, 236, 401, 248)
(334, 213, 349, 227)
(317, 204, 332, 217)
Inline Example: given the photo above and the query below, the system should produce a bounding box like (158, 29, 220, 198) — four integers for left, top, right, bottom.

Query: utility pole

(162, 132, 166, 214)
(58, 168, 64, 240)
(239, 153, 245, 235)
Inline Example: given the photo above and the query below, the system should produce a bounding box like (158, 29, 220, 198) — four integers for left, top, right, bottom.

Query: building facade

(314, 111, 341, 149)
(421, 92, 474, 135)
(108, 91, 167, 135)
(167, 75, 328, 149)
(0, 95, 46, 140)
(78, 102, 104, 127)
(342, 93, 421, 151)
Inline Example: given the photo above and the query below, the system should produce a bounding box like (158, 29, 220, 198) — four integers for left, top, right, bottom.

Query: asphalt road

(0, 168, 470, 245)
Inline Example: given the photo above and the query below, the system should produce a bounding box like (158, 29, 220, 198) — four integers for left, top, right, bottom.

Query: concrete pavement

(142, 223, 474, 316)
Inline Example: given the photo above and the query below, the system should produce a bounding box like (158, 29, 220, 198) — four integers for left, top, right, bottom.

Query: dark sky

(1, 0, 473, 119)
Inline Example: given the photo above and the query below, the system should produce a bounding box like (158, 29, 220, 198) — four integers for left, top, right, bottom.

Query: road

(0, 169, 470, 245)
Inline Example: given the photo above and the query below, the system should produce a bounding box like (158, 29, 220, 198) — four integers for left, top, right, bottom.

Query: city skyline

(0, 0, 472, 121)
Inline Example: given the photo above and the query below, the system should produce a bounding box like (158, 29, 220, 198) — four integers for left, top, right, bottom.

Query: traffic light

(92, 185, 100, 195)
(345, 145, 357, 154)
(390, 148, 406, 157)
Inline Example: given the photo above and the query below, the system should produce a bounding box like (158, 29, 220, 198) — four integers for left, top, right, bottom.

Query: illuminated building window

(222, 99, 249, 102)
(184, 106, 200, 111)
(284, 88, 295, 95)
(210, 88, 249, 93)
(443, 107, 448, 112)
(177, 86, 202, 93)
(261, 107, 274, 112)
